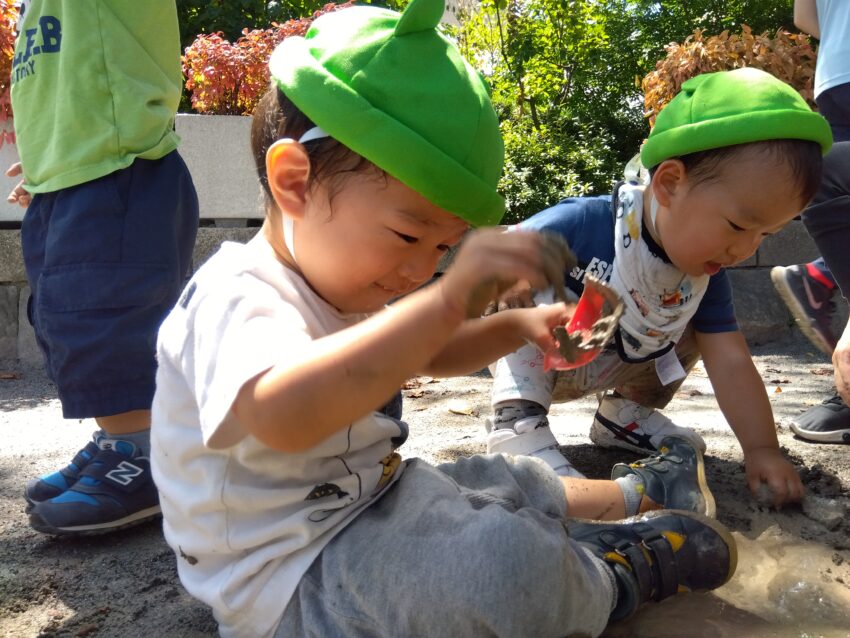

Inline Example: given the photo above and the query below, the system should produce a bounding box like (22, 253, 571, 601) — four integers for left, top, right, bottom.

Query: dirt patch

(1, 333, 848, 637)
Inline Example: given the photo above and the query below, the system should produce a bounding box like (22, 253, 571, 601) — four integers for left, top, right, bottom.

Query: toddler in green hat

(486, 67, 829, 509)
(151, 0, 738, 634)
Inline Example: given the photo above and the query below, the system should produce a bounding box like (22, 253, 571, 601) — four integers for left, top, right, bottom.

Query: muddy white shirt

(151, 234, 406, 638)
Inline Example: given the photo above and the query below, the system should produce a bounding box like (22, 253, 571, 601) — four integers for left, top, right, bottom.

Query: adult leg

(770, 88, 850, 353)
(790, 142, 850, 442)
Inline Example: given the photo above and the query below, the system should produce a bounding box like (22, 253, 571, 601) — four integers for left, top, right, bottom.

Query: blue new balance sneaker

(28, 437, 161, 536)
(24, 436, 101, 507)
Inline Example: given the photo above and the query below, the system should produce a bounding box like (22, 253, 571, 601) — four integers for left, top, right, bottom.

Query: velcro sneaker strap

(79, 451, 150, 494)
(488, 426, 559, 456)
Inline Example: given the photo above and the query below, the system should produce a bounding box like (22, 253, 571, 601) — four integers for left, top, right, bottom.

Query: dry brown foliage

(643, 25, 818, 128)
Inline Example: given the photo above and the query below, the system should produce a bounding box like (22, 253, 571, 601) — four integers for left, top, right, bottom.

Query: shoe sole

(689, 441, 716, 518)
(28, 505, 162, 536)
(789, 421, 850, 444)
(770, 268, 834, 355)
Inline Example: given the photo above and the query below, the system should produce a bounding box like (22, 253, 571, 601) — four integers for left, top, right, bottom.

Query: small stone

(802, 495, 844, 531)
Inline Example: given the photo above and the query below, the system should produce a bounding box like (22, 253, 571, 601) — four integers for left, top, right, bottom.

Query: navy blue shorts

(21, 151, 199, 418)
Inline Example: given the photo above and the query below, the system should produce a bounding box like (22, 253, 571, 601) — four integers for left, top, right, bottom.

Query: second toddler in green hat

(487, 67, 828, 511)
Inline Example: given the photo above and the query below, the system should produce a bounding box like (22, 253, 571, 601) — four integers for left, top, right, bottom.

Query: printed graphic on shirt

(569, 256, 613, 287)
(659, 279, 695, 309)
(11, 4, 61, 86)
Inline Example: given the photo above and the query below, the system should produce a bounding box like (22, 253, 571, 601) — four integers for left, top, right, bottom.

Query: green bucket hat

(641, 67, 833, 169)
(269, 0, 505, 226)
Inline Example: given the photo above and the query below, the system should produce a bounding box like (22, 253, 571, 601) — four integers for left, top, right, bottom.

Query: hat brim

(270, 38, 505, 226)
(641, 109, 833, 168)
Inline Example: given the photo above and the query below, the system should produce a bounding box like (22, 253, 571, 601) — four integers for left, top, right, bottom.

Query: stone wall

(0, 115, 844, 367)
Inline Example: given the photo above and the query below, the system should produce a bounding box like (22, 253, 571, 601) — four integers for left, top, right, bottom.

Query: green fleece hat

(641, 67, 832, 169)
(269, 0, 505, 226)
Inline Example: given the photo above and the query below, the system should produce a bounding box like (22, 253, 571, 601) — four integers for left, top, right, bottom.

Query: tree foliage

(457, 0, 797, 222)
(0, 0, 16, 127)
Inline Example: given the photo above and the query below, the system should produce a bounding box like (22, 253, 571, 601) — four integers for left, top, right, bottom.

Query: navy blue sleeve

(517, 198, 593, 245)
(692, 270, 739, 333)
(516, 197, 616, 298)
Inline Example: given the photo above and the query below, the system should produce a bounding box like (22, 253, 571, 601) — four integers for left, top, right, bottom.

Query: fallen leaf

(448, 400, 477, 416)
(811, 368, 832, 376)
(0, 372, 20, 380)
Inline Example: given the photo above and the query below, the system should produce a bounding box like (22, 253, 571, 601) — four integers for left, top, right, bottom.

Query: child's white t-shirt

(151, 234, 406, 638)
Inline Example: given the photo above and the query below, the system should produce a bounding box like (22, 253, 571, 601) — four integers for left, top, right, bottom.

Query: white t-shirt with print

(151, 234, 406, 638)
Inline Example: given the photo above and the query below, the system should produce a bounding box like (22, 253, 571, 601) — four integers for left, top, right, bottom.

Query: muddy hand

(538, 232, 577, 304)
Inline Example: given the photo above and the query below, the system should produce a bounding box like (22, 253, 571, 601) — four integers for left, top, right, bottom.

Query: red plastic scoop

(544, 276, 623, 371)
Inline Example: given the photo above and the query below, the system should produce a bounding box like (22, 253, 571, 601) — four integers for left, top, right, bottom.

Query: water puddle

(603, 526, 850, 637)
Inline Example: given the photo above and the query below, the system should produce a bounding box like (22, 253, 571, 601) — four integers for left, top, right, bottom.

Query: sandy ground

(1, 332, 849, 638)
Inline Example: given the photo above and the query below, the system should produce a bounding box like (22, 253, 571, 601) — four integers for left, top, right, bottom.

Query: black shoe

(611, 436, 716, 517)
(567, 510, 737, 622)
(770, 265, 836, 355)
(791, 394, 850, 444)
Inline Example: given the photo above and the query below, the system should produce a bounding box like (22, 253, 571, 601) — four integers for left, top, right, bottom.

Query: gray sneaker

(611, 436, 716, 517)
(567, 509, 737, 621)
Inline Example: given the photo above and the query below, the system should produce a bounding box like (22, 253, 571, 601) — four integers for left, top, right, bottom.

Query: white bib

(609, 183, 709, 361)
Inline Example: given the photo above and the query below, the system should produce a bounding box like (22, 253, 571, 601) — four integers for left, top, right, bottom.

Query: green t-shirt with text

(10, 0, 182, 193)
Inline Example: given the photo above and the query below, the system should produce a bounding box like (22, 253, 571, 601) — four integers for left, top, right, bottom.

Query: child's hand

(482, 279, 535, 316)
(512, 302, 574, 353)
(5, 162, 30, 208)
(439, 229, 571, 319)
(745, 446, 805, 506)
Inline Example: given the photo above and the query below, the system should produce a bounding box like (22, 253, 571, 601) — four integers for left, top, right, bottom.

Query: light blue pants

(276, 455, 615, 637)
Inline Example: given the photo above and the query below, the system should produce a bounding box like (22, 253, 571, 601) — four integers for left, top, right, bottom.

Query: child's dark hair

(251, 87, 379, 206)
(650, 140, 823, 204)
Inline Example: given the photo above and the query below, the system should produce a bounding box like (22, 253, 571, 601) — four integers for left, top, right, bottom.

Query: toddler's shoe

(24, 435, 101, 507)
(790, 393, 850, 444)
(28, 437, 160, 536)
(770, 264, 836, 355)
(611, 436, 715, 517)
(591, 395, 706, 455)
(567, 509, 737, 621)
(486, 415, 586, 478)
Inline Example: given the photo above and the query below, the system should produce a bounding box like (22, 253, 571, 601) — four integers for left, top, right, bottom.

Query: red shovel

(544, 275, 623, 371)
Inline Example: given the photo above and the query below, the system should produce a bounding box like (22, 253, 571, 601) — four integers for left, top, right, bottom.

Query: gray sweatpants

(276, 455, 615, 637)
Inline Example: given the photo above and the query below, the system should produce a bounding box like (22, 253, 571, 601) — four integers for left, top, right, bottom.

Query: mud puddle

(604, 526, 850, 637)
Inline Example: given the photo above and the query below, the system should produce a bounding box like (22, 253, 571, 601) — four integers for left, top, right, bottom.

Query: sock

(101, 428, 151, 457)
(492, 399, 546, 430)
(615, 474, 645, 516)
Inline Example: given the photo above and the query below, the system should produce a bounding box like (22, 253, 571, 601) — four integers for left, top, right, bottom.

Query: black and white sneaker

(770, 264, 837, 355)
(790, 394, 850, 444)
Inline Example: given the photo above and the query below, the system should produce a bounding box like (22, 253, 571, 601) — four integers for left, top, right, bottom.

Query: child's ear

(650, 159, 687, 208)
(266, 139, 311, 218)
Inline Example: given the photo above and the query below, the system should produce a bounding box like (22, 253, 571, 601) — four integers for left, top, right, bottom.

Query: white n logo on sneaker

(106, 461, 144, 486)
